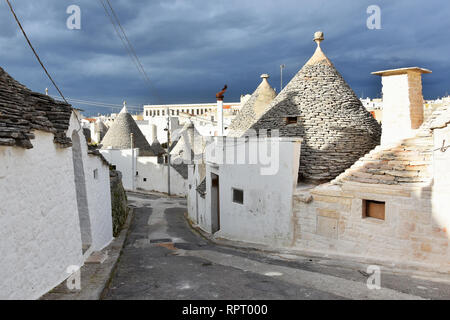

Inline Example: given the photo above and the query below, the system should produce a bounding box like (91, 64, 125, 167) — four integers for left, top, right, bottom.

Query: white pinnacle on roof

(227, 73, 277, 137)
(120, 101, 128, 114)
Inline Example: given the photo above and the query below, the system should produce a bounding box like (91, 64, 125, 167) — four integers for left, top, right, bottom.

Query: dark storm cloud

(1, 0, 449, 115)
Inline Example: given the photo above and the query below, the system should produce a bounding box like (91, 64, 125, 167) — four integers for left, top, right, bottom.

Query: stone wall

(251, 63, 381, 182)
(109, 169, 128, 237)
(293, 182, 450, 272)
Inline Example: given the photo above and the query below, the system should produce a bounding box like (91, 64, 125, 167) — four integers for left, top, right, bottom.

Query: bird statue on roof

(216, 85, 227, 101)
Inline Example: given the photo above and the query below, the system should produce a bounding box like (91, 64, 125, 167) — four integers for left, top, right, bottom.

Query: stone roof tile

(0, 66, 73, 149)
(247, 32, 381, 181)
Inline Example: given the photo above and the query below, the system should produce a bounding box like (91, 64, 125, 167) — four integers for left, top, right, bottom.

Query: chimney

(372, 67, 431, 145)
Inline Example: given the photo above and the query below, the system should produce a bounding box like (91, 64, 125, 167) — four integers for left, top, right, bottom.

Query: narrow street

(102, 192, 450, 300)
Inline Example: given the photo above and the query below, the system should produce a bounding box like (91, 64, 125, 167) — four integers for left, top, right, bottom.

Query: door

(211, 173, 220, 233)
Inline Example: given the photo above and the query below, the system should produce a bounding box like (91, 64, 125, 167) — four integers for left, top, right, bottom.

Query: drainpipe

(130, 133, 135, 191)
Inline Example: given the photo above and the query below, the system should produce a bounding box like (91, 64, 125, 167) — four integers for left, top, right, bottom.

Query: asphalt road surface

(102, 192, 450, 300)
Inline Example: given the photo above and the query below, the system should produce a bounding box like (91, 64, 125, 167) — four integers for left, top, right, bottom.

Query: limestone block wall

(110, 170, 128, 237)
(379, 70, 428, 146)
(0, 131, 83, 299)
(293, 182, 450, 272)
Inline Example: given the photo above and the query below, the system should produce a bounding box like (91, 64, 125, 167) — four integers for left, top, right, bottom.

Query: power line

(105, 0, 150, 85)
(5, 0, 67, 104)
(98, 0, 163, 104)
(49, 95, 143, 113)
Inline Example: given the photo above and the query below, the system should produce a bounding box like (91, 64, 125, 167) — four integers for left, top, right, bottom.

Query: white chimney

(372, 67, 431, 146)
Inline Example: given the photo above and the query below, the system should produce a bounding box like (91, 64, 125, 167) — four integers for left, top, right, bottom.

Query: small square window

(143, 178, 147, 182)
(285, 116, 298, 124)
(232, 188, 244, 204)
(363, 200, 385, 220)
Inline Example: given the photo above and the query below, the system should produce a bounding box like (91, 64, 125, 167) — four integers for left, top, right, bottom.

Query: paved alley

(102, 192, 450, 300)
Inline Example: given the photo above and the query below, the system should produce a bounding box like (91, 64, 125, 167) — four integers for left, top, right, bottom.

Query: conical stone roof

(249, 31, 381, 182)
(100, 104, 159, 156)
(228, 74, 277, 137)
(170, 120, 204, 162)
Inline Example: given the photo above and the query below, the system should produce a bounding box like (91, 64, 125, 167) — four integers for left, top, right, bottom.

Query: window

(232, 188, 244, 204)
(285, 116, 298, 125)
(177, 110, 180, 115)
(143, 178, 147, 182)
(157, 110, 160, 116)
(93, 169, 98, 179)
(363, 200, 385, 220)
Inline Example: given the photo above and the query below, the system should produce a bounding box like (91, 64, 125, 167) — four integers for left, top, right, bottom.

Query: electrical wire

(5, 0, 68, 104)
(98, 0, 163, 104)
(5, 0, 85, 133)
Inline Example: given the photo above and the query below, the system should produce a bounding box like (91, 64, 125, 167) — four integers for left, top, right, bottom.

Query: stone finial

(260, 74, 270, 82)
(45, 88, 48, 96)
(313, 31, 324, 47)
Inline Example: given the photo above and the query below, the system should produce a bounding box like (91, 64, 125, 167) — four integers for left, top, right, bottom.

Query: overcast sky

(1, 0, 449, 115)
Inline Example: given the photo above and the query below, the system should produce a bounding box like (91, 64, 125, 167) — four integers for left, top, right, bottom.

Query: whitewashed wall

(136, 157, 187, 196)
(198, 138, 301, 246)
(100, 148, 187, 196)
(187, 164, 206, 225)
(432, 125, 450, 238)
(100, 148, 137, 190)
(68, 114, 113, 253)
(0, 131, 83, 300)
(293, 181, 450, 272)
(84, 153, 113, 250)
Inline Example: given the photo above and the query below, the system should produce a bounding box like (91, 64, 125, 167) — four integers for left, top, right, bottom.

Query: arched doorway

(71, 131, 92, 253)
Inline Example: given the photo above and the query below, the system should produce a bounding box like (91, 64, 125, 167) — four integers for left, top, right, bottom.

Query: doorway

(210, 173, 220, 233)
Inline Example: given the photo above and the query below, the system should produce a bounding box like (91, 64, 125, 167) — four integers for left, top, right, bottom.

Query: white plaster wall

(141, 117, 182, 144)
(432, 126, 450, 235)
(84, 154, 113, 250)
(136, 157, 187, 196)
(187, 164, 206, 225)
(136, 120, 155, 144)
(67, 114, 113, 252)
(0, 132, 83, 299)
(381, 74, 414, 145)
(202, 138, 301, 246)
(100, 148, 136, 190)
